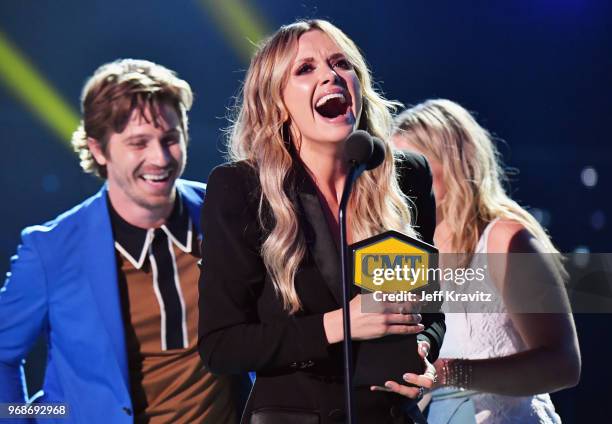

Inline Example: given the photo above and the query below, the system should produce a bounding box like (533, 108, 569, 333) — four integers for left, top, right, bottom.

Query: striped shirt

(109, 195, 240, 423)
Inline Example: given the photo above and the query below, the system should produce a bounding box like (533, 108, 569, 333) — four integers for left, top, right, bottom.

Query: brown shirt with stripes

(110, 196, 241, 423)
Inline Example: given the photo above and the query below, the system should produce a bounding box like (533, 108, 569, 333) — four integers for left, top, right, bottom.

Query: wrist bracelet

(441, 359, 472, 389)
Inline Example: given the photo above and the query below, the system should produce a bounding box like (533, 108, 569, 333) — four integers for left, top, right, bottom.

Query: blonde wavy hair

(228, 19, 416, 313)
(393, 99, 565, 273)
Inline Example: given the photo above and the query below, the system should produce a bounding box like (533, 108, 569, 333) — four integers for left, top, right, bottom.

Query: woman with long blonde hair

(198, 20, 444, 423)
(389, 99, 580, 423)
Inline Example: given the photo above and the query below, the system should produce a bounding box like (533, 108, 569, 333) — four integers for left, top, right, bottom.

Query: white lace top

(438, 219, 562, 424)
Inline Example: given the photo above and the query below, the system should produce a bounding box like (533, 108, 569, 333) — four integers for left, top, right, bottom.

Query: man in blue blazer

(0, 59, 248, 423)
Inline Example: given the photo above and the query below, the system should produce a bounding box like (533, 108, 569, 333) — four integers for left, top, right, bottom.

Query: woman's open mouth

(314, 92, 352, 122)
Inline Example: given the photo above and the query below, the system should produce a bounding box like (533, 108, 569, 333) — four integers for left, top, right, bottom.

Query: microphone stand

(339, 162, 367, 424)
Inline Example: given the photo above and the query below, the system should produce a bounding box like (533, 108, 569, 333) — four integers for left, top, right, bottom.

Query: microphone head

(366, 137, 386, 170)
(343, 130, 373, 166)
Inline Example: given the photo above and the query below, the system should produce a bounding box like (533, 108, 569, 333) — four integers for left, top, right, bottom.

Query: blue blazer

(0, 180, 206, 423)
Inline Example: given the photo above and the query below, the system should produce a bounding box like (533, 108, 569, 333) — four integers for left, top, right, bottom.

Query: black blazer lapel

(294, 165, 344, 306)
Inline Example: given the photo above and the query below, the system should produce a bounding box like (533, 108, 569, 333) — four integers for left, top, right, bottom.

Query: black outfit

(198, 152, 445, 424)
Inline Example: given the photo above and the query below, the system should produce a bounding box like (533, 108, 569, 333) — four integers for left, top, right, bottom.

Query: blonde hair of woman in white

(387, 99, 580, 423)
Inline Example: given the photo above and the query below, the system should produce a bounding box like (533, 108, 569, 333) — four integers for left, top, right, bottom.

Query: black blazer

(198, 152, 444, 424)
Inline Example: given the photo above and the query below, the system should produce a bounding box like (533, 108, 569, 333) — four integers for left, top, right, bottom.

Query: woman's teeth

(315, 92, 350, 119)
(315, 93, 346, 108)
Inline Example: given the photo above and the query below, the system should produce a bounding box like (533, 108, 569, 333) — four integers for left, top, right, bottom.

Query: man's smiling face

(89, 101, 186, 218)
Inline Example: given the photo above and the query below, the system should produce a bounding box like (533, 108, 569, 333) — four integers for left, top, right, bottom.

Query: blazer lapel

(81, 186, 130, 392)
(294, 165, 344, 306)
(176, 180, 205, 236)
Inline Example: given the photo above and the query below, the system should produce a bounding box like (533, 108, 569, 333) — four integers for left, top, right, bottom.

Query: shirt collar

(108, 192, 193, 269)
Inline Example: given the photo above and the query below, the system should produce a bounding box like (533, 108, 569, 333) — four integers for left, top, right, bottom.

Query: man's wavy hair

(71, 59, 193, 178)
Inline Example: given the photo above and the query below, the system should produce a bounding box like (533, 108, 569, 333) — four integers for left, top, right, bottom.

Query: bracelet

(441, 359, 472, 389)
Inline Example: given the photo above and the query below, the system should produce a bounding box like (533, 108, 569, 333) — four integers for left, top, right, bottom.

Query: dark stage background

(1, 1, 610, 422)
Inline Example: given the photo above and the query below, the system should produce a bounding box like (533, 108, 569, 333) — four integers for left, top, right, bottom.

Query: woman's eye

(296, 63, 313, 75)
(334, 59, 351, 70)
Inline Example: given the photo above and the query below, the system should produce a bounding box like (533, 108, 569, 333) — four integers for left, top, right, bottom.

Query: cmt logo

(351, 231, 437, 293)
(361, 254, 423, 278)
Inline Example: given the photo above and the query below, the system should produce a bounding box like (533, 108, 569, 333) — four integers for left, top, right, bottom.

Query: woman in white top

(386, 99, 581, 423)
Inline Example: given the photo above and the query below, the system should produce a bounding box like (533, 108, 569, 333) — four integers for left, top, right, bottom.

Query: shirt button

(122, 407, 132, 416)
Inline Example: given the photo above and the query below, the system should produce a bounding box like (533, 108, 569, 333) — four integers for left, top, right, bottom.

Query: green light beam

(0, 30, 79, 147)
(198, 0, 270, 63)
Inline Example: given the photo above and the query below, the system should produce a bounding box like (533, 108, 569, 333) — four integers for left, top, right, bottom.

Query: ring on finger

(424, 371, 437, 383)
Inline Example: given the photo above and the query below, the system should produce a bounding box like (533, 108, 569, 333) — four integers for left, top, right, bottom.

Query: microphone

(343, 131, 386, 179)
(366, 137, 386, 170)
(343, 129, 373, 167)
(338, 131, 385, 424)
